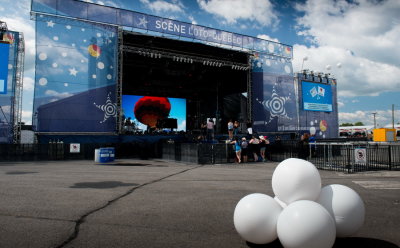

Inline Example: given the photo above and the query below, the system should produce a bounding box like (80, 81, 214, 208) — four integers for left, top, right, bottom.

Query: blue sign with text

(31, 0, 292, 58)
(0, 42, 9, 94)
(302, 81, 333, 112)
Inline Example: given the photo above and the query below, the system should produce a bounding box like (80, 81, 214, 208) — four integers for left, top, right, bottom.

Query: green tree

(340, 123, 353, 127)
(354, 122, 364, 126)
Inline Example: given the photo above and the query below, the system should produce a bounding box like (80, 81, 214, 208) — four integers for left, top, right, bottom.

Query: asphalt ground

(0, 159, 399, 248)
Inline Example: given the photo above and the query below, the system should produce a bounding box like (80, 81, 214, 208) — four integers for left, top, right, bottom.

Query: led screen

(302, 81, 333, 112)
(0, 42, 9, 94)
(122, 95, 186, 132)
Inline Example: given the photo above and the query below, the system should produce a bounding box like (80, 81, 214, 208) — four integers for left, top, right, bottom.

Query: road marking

(353, 180, 400, 190)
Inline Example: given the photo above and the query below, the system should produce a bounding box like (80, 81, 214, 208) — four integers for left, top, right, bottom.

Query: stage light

(190, 59, 193, 63)
(203, 61, 206, 65)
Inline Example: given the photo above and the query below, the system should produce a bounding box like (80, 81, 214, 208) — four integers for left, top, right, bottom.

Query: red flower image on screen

(134, 96, 171, 128)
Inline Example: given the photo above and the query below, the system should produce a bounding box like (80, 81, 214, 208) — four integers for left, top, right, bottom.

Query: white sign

(354, 148, 367, 163)
(70, 143, 80, 153)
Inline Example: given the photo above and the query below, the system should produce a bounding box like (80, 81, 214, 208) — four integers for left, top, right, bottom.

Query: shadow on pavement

(70, 181, 139, 189)
(246, 237, 399, 248)
(6, 171, 39, 175)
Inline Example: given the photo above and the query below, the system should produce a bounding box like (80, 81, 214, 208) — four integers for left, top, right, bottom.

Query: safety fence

(268, 142, 400, 173)
(0, 142, 163, 162)
(1, 142, 399, 173)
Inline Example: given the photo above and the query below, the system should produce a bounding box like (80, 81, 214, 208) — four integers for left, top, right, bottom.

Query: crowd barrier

(1, 141, 399, 173)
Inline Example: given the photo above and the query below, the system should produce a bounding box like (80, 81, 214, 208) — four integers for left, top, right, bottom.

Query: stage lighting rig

(0, 21, 8, 41)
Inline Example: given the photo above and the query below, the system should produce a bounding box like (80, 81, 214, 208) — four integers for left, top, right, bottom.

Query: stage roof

(30, 0, 293, 59)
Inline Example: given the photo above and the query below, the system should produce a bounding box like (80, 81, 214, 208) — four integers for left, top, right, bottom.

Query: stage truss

(116, 32, 253, 134)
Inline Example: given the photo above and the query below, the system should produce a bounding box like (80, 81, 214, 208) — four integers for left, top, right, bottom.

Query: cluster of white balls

(234, 158, 365, 248)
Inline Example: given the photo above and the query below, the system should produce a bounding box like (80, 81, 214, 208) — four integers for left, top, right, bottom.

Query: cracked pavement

(0, 159, 399, 248)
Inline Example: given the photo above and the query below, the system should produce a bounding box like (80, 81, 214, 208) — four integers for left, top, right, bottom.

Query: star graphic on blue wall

(94, 92, 117, 123)
(69, 67, 78, 76)
(47, 20, 55, 27)
(137, 16, 148, 28)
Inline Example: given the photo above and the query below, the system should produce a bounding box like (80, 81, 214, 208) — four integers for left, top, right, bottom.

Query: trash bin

(95, 147, 115, 163)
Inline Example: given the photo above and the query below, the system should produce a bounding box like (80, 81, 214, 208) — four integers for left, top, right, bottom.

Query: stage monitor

(301, 81, 333, 112)
(0, 42, 9, 94)
(122, 95, 186, 132)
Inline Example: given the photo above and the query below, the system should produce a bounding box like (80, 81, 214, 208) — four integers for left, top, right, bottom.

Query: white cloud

(23, 76, 35, 91)
(257, 34, 279, 43)
(293, 0, 400, 98)
(339, 109, 400, 127)
(295, 0, 400, 67)
(178, 120, 186, 131)
(140, 0, 184, 13)
(45, 90, 73, 98)
(21, 110, 32, 125)
(197, 0, 278, 27)
(188, 16, 197, 25)
(293, 44, 400, 97)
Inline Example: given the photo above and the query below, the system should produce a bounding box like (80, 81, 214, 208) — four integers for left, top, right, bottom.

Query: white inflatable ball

(317, 184, 365, 237)
(233, 193, 282, 244)
(272, 158, 321, 205)
(277, 200, 336, 248)
(274, 196, 287, 209)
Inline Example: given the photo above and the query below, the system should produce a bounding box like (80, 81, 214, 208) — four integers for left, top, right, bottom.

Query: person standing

(309, 134, 316, 157)
(240, 137, 249, 163)
(298, 133, 310, 160)
(249, 135, 260, 162)
(246, 120, 253, 138)
(230, 137, 242, 163)
(259, 136, 267, 162)
(227, 119, 234, 140)
(206, 118, 215, 141)
(233, 120, 240, 137)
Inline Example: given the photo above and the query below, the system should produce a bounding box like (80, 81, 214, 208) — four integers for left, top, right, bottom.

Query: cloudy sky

(1, 0, 399, 127)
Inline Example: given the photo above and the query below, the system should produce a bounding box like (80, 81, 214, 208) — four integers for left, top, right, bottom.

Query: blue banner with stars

(33, 14, 118, 132)
(251, 53, 298, 133)
(31, 0, 292, 59)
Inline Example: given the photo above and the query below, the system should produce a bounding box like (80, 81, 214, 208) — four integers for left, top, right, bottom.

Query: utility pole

(372, 112, 377, 129)
(392, 104, 395, 129)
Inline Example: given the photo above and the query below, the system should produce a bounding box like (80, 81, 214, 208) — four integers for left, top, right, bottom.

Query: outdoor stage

(120, 31, 250, 135)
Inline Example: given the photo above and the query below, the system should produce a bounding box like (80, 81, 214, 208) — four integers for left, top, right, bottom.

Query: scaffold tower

(12, 32, 24, 144)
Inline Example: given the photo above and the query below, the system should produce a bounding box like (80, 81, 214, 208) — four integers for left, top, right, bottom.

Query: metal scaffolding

(1, 21, 24, 143)
(12, 32, 25, 144)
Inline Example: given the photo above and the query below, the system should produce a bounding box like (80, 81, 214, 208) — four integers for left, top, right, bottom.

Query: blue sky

(1, 0, 399, 127)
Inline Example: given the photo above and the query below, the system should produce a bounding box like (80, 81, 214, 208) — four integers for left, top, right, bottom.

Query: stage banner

(251, 53, 298, 133)
(302, 81, 333, 112)
(298, 80, 339, 138)
(0, 31, 19, 143)
(31, 0, 292, 59)
(0, 43, 9, 94)
(33, 14, 118, 132)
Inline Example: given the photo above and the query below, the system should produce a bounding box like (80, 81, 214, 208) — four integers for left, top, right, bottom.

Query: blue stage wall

(297, 76, 339, 139)
(31, 0, 292, 59)
(33, 14, 118, 132)
(251, 53, 297, 133)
